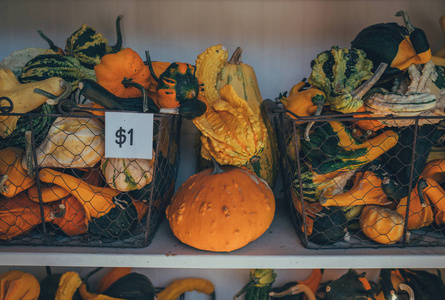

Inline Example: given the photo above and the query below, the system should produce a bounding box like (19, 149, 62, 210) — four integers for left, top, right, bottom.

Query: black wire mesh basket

(0, 99, 181, 248)
(264, 99, 445, 249)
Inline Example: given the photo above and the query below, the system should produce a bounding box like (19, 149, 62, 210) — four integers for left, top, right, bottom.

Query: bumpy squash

(205, 47, 278, 187)
(0, 270, 40, 300)
(101, 155, 155, 192)
(65, 15, 123, 69)
(166, 162, 275, 252)
(54, 272, 82, 300)
(308, 46, 381, 114)
(193, 84, 267, 166)
(195, 44, 229, 104)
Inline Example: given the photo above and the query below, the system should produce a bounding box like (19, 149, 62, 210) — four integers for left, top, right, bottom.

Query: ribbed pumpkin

(166, 162, 275, 252)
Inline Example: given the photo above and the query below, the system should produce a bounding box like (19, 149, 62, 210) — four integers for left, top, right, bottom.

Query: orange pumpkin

(94, 48, 151, 98)
(166, 162, 275, 252)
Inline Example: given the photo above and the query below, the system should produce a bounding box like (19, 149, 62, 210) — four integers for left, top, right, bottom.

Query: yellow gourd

(193, 84, 267, 166)
(195, 44, 228, 104)
(54, 272, 82, 300)
(0, 270, 40, 300)
(157, 278, 215, 300)
(0, 69, 65, 138)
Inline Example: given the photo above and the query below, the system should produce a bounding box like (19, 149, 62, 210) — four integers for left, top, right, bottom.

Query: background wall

(1, 0, 445, 187)
(0, 1, 445, 298)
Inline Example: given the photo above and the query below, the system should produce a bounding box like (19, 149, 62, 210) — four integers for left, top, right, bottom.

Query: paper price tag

(105, 112, 154, 159)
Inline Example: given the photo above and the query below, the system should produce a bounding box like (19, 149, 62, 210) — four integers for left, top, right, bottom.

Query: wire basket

(264, 99, 445, 249)
(0, 100, 181, 248)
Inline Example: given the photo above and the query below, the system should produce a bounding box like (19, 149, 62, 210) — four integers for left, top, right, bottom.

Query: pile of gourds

(0, 267, 215, 300)
(234, 268, 445, 300)
(0, 15, 193, 242)
(280, 11, 445, 246)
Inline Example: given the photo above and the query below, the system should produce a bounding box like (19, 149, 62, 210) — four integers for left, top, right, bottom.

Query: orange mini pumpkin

(166, 162, 275, 252)
(94, 48, 151, 98)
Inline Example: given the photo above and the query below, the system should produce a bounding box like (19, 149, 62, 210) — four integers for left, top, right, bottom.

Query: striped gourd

(19, 54, 96, 89)
(65, 16, 123, 69)
(293, 163, 355, 203)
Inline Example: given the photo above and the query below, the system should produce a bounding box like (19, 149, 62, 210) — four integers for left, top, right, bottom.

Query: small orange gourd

(360, 205, 405, 245)
(396, 179, 434, 230)
(94, 48, 151, 98)
(0, 147, 35, 198)
(166, 161, 275, 252)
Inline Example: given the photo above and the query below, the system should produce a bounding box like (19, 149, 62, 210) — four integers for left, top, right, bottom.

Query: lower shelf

(1, 198, 445, 269)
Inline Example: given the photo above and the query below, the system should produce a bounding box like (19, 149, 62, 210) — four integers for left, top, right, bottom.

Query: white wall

(1, 1, 445, 298)
(1, 0, 444, 187)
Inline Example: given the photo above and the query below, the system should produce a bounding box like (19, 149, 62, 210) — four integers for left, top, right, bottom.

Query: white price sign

(105, 112, 154, 159)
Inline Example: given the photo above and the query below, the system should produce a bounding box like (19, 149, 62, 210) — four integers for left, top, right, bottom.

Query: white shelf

(1, 201, 444, 270)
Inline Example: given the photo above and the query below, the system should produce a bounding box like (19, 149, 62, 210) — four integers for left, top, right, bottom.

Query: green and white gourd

(101, 154, 155, 192)
(365, 61, 445, 126)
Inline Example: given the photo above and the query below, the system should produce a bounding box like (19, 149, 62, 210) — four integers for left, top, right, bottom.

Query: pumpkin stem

(417, 178, 428, 207)
(109, 15, 123, 53)
(352, 62, 387, 100)
(145, 50, 160, 83)
(211, 158, 225, 175)
(37, 30, 63, 54)
(121, 78, 149, 112)
(395, 11, 415, 34)
(228, 47, 243, 65)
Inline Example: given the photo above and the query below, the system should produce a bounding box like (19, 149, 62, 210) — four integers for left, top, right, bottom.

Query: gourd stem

(399, 283, 415, 300)
(37, 30, 60, 53)
(25, 131, 35, 179)
(417, 178, 428, 207)
(145, 50, 160, 83)
(233, 280, 255, 300)
(122, 78, 149, 112)
(351, 62, 388, 100)
(269, 284, 316, 300)
(395, 11, 415, 34)
(83, 267, 104, 282)
(110, 15, 123, 53)
(228, 47, 243, 65)
(304, 95, 326, 141)
(211, 158, 225, 175)
(34, 79, 72, 105)
(0, 175, 8, 193)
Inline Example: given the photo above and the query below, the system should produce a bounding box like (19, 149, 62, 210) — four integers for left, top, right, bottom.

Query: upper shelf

(1, 200, 444, 270)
